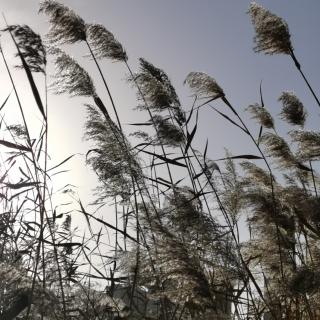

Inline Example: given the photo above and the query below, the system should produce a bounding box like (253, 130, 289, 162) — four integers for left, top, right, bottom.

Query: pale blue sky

(0, 0, 319, 216)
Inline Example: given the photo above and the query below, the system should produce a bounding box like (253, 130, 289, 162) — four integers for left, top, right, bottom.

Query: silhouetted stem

(83, 49, 171, 314)
(2, 22, 67, 319)
(222, 96, 288, 273)
(290, 49, 320, 110)
(85, 40, 123, 131)
(125, 61, 175, 185)
(309, 160, 318, 198)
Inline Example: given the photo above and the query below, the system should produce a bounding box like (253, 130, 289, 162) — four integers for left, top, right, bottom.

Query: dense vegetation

(0, 1, 319, 319)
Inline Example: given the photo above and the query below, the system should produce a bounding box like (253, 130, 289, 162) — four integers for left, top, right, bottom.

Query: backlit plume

(248, 2, 293, 55)
(39, 0, 86, 44)
(279, 92, 307, 127)
(184, 72, 224, 100)
(86, 24, 128, 62)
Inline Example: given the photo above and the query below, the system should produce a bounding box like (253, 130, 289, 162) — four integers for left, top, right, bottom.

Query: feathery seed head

(86, 24, 127, 62)
(153, 115, 185, 147)
(164, 186, 217, 243)
(6, 125, 27, 139)
(203, 158, 220, 180)
(153, 230, 214, 310)
(133, 58, 185, 122)
(85, 104, 142, 201)
(51, 48, 96, 97)
(4, 25, 46, 73)
(140, 59, 181, 108)
(261, 132, 296, 168)
(279, 92, 307, 127)
(284, 187, 320, 229)
(290, 130, 320, 161)
(241, 161, 275, 189)
(245, 190, 294, 234)
(248, 2, 293, 55)
(184, 72, 224, 100)
(246, 103, 274, 129)
(39, 0, 86, 44)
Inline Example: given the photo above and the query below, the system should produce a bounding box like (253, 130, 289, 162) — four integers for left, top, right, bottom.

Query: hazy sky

(0, 1, 319, 223)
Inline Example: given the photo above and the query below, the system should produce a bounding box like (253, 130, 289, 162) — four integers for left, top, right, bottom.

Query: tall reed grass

(0, 1, 319, 319)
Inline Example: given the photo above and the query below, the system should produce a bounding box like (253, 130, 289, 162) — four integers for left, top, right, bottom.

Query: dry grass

(0, 1, 319, 320)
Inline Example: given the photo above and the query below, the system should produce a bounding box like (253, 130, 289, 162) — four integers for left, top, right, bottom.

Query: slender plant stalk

(289, 49, 320, 109)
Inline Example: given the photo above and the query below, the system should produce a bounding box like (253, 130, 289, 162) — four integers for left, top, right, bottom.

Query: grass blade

(0, 92, 11, 112)
(138, 149, 187, 168)
(214, 154, 263, 161)
(0, 139, 31, 152)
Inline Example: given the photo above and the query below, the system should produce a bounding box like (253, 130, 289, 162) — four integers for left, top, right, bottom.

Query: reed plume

(248, 2, 292, 55)
(39, 0, 86, 44)
(184, 71, 224, 101)
(260, 132, 296, 169)
(249, 2, 320, 109)
(133, 58, 185, 123)
(86, 24, 128, 62)
(290, 130, 320, 161)
(246, 103, 274, 129)
(279, 92, 307, 127)
(50, 48, 96, 97)
(85, 104, 141, 202)
(3, 24, 46, 73)
(153, 115, 185, 147)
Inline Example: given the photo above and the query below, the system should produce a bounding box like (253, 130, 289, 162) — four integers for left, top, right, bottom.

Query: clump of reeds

(0, 1, 320, 320)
